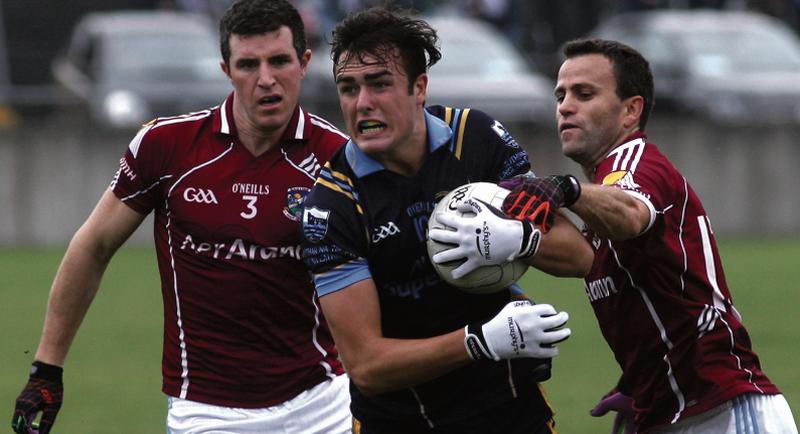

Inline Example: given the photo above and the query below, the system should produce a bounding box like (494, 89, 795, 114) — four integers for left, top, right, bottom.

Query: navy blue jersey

(301, 106, 552, 429)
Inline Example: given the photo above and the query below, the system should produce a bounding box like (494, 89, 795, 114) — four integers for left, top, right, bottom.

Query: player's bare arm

(569, 183, 650, 240)
(319, 278, 470, 396)
(35, 189, 146, 366)
(525, 212, 593, 277)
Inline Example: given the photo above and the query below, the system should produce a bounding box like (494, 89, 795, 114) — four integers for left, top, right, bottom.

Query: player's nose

(257, 64, 277, 87)
(356, 88, 375, 113)
(557, 95, 577, 117)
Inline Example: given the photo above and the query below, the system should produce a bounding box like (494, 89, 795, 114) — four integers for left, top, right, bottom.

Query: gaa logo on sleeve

(303, 207, 331, 243)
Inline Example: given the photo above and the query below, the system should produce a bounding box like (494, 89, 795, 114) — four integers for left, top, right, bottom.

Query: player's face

(222, 27, 310, 136)
(555, 54, 632, 168)
(334, 50, 427, 162)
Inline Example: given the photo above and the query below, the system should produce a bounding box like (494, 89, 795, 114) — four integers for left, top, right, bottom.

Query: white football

(426, 182, 529, 294)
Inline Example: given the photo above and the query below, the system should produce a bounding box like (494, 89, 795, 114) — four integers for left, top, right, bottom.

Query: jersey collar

(616, 131, 648, 150)
(597, 131, 649, 167)
(623, 131, 648, 144)
(345, 109, 454, 177)
(213, 92, 310, 144)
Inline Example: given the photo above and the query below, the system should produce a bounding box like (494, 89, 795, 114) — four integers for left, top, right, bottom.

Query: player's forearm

(34, 228, 115, 366)
(569, 184, 647, 240)
(344, 330, 470, 396)
(321, 280, 472, 395)
(527, 213, 593, 277)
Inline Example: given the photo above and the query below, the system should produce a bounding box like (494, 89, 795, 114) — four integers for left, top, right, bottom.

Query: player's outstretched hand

(429, 198, 541, 279)
(464, 300, 570, 361)
(12, 362, 63, 434)
(590, 389, 636, 434)
(500, 174, 581, 232)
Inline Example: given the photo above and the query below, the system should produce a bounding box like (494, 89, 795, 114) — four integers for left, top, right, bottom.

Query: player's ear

(299, 49, 312, 77)
(622, 95, 644, 130)
(221, 60, 231, 79)
(413, 72, 428, 104)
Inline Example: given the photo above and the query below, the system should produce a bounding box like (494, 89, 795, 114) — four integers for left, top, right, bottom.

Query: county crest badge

(283, 187, 311, 221)
(303, 207, 331, 243)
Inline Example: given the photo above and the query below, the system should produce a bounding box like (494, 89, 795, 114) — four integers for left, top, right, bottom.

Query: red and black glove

(500, 174, 581, 232)
(12, 361, 63, 434)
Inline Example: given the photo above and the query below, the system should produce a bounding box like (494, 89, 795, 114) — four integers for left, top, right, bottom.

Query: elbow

(608, 201, 650, 241)
(607, 229, 640, 241)
(536, 249, 594, 278)
(561, 235, 595, 278)
(347, 363, 387, 397)
(529, 237, 595, 277)
(69, 224, 118, 265)
(352, 381, 381, 397)
(562, 244, 594, 278)
(574, 246, 594, 277)
(342, 349, 394, 396)
(605, 214, 647, 241)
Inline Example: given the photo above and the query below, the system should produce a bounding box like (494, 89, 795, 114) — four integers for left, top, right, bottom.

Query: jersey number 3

(240, 195, 258, 219)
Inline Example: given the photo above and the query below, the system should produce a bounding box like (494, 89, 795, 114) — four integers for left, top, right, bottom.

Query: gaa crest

(283, 187, 310, 221)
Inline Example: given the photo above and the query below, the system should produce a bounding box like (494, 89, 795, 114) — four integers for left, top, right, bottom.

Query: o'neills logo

(232, 183, 270, 195)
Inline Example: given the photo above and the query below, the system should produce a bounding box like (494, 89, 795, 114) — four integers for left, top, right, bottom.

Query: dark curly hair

(563, 38, 655, 130)
(219, 0, 306, 67)
(330, 7, 441, 94)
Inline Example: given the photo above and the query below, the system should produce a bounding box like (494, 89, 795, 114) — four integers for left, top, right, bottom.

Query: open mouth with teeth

(358, 120, 387, 134)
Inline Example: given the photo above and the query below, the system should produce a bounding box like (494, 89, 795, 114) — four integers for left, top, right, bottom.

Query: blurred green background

(2, 239, 798, 433)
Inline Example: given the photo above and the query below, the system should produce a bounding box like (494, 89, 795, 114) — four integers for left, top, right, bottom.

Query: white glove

(464, 300, 570, 361)
(429, 197, 541, 279)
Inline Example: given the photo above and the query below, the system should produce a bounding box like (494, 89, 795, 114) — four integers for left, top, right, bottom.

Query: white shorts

(653, 394, 797, 434)
(166, 374, 351, 434)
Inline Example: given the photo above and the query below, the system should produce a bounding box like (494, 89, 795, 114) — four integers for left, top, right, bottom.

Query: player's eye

(236, 59, 258, 70)
(270, 55, 292, 66)
(337, 84, 357, 95)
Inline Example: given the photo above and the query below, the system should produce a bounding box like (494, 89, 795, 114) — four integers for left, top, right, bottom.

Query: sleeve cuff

(622, 190, 657, 235)
(314, 258, 372, 296)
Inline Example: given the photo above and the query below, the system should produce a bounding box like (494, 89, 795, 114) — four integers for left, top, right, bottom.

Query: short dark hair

(330, 7, 441, 94)
(563, 38, 655, 130)
(219, 0, 306, 67)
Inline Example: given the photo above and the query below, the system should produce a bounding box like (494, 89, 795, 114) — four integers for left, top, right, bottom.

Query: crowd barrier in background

(1, 113, 798, 245)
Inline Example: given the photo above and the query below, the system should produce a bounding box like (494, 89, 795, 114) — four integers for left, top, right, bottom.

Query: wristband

(30, 361, 63, 383)
(560, 175, 582, 207)
(518, 221, 542, 258)
(464, 324, 494, 361)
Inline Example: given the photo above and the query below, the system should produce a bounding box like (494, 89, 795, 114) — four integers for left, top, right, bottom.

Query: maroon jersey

(110, 94, 347, 408)
(582, 132, 779, 432)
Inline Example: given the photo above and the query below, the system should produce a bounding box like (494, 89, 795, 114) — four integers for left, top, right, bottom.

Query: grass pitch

(1, 238, 797, 433)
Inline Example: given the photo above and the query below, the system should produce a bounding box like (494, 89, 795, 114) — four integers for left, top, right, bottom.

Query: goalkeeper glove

(500, 174, 581, 232)
(464, 300, 570, 361)
(428, 197, 541, 279)
(12, 361, 63, 434)
(590, 389, 636, 434)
